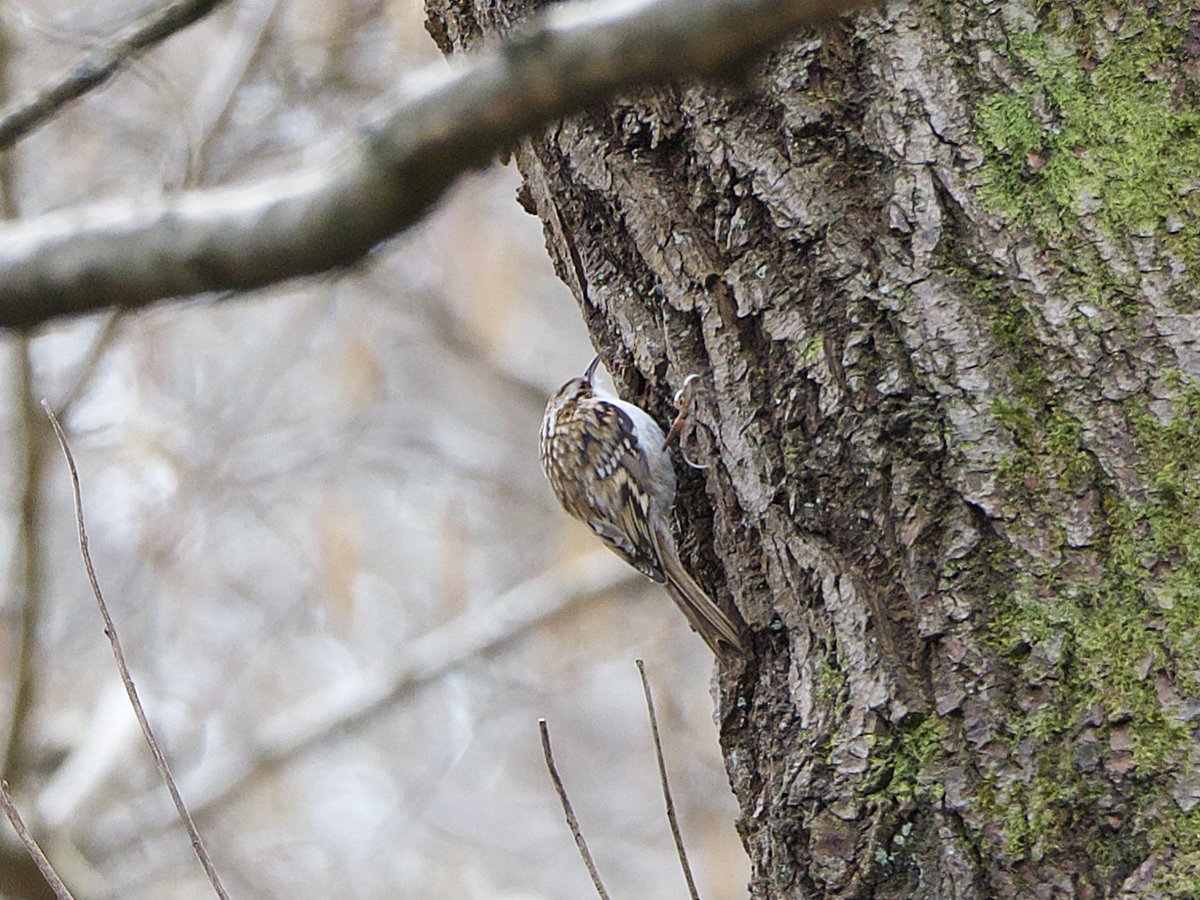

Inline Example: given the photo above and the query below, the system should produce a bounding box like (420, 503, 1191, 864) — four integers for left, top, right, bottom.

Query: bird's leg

(662, 374, 708, 469)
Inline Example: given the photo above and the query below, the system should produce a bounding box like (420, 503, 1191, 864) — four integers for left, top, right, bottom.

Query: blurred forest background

(0, 0, 748, 896)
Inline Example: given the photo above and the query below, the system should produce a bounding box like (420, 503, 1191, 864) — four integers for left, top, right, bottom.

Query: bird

(539, 355, 746, 660)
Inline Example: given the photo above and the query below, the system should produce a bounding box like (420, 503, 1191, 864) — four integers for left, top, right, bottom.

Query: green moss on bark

(922, 233, 1200, 883)
(867, 714, 949, 806)
(982, 377, 1200, 877)
(974, 1, 1200, 297)
(939, 3, 1200, 879)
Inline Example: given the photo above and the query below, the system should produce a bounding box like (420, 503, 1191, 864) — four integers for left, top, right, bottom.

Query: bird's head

(547, 354, 601, 412)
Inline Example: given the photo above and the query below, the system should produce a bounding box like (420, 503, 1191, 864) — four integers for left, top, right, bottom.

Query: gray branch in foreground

(0, 0, 865, 330)
(0, 0, 232, 151)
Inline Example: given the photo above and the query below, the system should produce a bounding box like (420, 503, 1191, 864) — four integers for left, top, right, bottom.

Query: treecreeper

(540, 355, 746, 660)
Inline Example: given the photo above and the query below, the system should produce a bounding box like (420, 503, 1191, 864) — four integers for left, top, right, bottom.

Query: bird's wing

(574, 397, 665, 583)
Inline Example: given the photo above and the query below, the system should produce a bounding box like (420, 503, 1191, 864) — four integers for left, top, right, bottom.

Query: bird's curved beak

(583, 354, 602, 384)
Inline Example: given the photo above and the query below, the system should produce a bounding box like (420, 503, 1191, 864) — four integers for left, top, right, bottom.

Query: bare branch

(636, 658, 701, 900)
(539, 718, 611, 900)
(0, 779, 75, 900)
(0, 0, 232, 151)
(0, 0, 866, 329)
(40, 402, 230, 900)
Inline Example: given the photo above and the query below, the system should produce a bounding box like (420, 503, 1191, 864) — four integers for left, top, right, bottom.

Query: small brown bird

(540, 355, 745, 659)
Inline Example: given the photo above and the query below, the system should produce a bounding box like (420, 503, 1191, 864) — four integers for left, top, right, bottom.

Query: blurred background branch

(0, 0, 232, 151)
(96, 551, 637, 853)
(1, 342, 44, 790)
(0, 21, 56, 896)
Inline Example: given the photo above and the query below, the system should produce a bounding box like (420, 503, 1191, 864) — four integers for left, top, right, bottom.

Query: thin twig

(636, 659, 702, 900)
(0, 0, 232, 150)
(538, 718, 611, 900)
(0, 779, 75, 900)
(41, 401, 230, 900)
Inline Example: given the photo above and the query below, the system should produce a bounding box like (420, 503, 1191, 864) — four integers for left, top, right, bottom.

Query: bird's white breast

(593, 386, 677, 505)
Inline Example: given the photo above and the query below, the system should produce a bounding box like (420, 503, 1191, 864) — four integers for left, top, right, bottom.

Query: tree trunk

(427, 1, 1200, 895)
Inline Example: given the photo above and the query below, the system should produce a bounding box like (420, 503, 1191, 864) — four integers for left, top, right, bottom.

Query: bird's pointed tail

(655, 530, 746, 660)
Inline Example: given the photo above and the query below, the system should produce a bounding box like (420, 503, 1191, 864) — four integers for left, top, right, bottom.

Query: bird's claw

(663, 374, 709, 469)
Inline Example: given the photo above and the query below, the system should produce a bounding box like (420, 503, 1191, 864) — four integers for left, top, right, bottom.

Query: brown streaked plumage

(540, 356, 746, 660)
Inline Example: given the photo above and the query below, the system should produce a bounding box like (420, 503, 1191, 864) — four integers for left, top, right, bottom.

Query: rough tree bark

(428, 0, 1200, 897)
